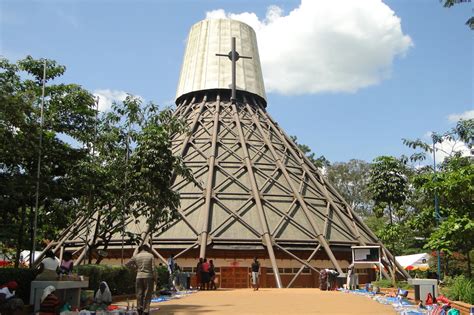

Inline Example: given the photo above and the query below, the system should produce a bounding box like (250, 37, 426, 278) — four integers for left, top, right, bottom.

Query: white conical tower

(176, 19, 266, 105)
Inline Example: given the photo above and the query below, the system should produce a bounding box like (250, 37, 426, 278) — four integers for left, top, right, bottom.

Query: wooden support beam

(231, 102, 282, 288)
(274, 243, 320, 274)
(248, 103, 343, 275)
(199, 96, 221, 259)
(287, 244, 322, 288)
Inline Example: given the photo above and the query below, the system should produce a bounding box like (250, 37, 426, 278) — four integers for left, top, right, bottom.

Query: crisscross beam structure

(47, 16, 410, 286)
(49, 90, 408, 286)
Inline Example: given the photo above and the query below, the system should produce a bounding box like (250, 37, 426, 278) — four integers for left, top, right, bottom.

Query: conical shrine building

(45, 19, 408, 288)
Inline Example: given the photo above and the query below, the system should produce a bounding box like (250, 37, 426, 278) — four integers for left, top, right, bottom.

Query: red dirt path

(148, 288, 396, 314)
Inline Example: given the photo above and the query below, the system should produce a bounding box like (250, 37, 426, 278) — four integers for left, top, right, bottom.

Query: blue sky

(1, 0, 472, 163)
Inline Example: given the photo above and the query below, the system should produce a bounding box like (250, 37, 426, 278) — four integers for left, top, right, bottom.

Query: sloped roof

(152, 91, 377, 248)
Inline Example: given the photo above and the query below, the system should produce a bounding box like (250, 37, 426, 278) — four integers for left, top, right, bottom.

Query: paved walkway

(150, 288, 396, 314)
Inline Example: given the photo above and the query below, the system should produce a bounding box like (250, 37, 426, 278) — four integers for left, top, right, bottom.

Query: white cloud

(434, 138, 471, 162)
(423, 132, 472, 163)
(206, 0, 413, 95)
(447, 109, 474, 122)
(93, 89, 129, 112)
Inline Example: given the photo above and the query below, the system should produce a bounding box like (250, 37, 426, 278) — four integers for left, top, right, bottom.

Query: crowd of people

(1, 248, 264, 315)
(195, 258, 216, 290)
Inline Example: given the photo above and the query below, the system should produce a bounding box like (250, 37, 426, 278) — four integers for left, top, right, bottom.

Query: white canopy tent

(395, 253, 430, 271)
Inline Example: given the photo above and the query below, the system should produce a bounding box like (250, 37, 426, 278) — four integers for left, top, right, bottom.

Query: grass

(442, 275, 474, 304)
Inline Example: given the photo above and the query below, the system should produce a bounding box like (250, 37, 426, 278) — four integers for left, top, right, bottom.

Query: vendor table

(30, 279, 89, 312)
(407, 278, 438, 301)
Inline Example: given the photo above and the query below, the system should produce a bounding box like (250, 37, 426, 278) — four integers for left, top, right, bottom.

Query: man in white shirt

(37, 250, 60, 280)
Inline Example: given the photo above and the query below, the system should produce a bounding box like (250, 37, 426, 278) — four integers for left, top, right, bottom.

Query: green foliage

(368, 156, 409, 224)
(426, 216, 473, 255)
(326, 159, 372, 216)
(155, 265, 169, 289)
(397, 281, 413, 290)
(76, 265, 136, 295)
(404, 120, 473, 277)
(403, 119, 474, 164)
(441, 0, 474, 29)
(78, 95, 193, 258)
(372, 279, 394, 288)
(0, 268, 38, 302)
(411, 156, 473, 268)
(371, 279, 413, 290)
(1, 56, 192, 265)
(0, 56, 97, 265)
(442, 275, 474, 304)
(129, 104, 192, 228)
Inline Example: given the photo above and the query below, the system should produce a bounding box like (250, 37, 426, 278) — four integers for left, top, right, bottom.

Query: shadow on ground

(156, 304, 234, 315)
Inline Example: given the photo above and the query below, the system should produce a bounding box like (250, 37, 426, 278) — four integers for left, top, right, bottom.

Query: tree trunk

(388, 204, 393, 226)
(444, 256, 449, 277)
(29, 205, 35, 266)
(14, 205, 27, 268)
(466, 250, 472, 278)
(96, 234, 112, 264)
(388, 204, 395, 254)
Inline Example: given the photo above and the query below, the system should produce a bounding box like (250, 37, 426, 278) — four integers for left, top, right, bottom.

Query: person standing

(209, 260, 217, 290)
(167, 255, 175, 276)
(346, 263, 355, 290)
(196, 258, 203, 290)
(201, 259, 210, 290)
(251, 257, 260, 291)
(167, 255, 176, 290)
(126, 245, 156, 315)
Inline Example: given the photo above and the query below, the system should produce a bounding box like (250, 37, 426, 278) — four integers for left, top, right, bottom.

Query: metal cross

(216, 37, 252, 103)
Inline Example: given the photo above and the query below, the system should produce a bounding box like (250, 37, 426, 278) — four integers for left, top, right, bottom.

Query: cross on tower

(216, 37, 252, 103)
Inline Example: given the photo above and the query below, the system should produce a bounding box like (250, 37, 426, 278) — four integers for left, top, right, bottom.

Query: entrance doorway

(220, 267, 249, 288)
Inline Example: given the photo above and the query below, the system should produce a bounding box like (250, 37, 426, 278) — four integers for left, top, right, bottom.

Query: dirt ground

(147, 288, 396, 315)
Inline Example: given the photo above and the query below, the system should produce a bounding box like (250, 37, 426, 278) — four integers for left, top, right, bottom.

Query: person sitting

(0, 281, 24, 315)
(39, 286, 60, 315)
(94, 281, 112, 306)
(37, 251, 60, 280)
(59, 252, 74, 275)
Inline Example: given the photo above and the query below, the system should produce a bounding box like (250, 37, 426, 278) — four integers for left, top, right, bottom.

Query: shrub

(443, 275, 474, 304)
(0, 267, 38, 302)
(397, 281, 413, 290)
(76, 265, 136, 295)
(372, 279, 394, 288)
(155, 266, 169, 289)
(370, 279, 413, 290)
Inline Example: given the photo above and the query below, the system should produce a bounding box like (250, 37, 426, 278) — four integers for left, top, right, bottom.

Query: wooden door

(220, 267, 249, 288)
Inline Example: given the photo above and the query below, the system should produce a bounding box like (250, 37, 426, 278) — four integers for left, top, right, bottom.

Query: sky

(1, 0, 472, 163)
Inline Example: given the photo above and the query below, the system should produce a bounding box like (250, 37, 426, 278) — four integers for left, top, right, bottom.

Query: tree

(368, 156, 409, 225)
(404, 118, 473, 277)
(326, 159, 372, 217)
(442, 0, 474, 29)
(0, 56, 96, 266)
(75, 95, 192, 263)
(412, 156, 473, 276)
